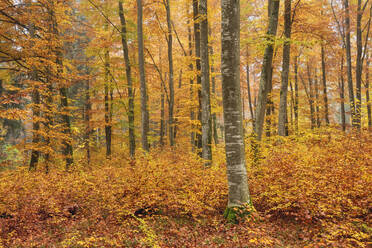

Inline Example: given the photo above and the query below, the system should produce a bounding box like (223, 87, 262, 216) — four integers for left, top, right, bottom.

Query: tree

(278, 0, 292, 136)
(137, 0, 150, 151)
(199, 0, 212, 165)
(119, 0, 136, 157)
(254, 0, 280, 140)
(221, 0, 251, 221)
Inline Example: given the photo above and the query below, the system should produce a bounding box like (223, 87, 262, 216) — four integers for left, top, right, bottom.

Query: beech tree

(221, 0, 251, 220)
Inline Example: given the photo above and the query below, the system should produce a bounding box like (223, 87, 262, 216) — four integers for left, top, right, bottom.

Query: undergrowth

(0, 130, 370, 247)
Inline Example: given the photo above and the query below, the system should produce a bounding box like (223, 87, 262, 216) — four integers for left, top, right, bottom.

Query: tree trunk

(164, 0, 175, 147)
(119, 0, 136, 157)
(160, 91, 165, 146)
(355, 0, 363, 129)
(137, 0, 150, 151)
(343, 0, 356, 127)
(340, 53, 346, 131)
(210, 27, 219, 145)
(254, 0, 280, 140)
(294, 56, 299, 131)
(307, 63, 316, 129)
(193, 0, 202, 154)
(246, 49, 255, 127)
(199, 0, 212, 165)
(187, 9, 196, 150)
(366, 53, 371, 129)
(314, 69, 321, 128)
(29, 76, 41, 171)
(85, 74, 91, 164)
(221, 0, 251, 214)
(321, 45, 330, 125)
(104, 49, 112, 158)
(278, 0, 291, 136)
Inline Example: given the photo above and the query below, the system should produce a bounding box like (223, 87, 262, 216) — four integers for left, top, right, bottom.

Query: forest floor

(0, 129, 371, 247)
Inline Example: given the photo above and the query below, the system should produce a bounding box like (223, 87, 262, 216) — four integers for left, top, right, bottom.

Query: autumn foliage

(0, 130, 370, 247)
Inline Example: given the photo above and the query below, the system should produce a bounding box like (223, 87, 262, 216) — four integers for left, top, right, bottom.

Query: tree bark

(366, 53, 371, 129)
(104, 49, 112, 158)
(187, 8, 196, 150)
(307, 63, 316, 129)
(314, 69, 321, 128)
(199, 0, 212, 165)
(321, 45, 330, 125)
(119, 0, 135, 157)
(210, 27, 219, 145)
(340, 52, 346, 131)
(254, 0, 280, 140)
(137, 0, 150, 151)
(164, 0, 175, 147)
(343, 0, 356, 127)
(278, 0, 291, 136)
(294, 56, 299, 131)
(355, 0, 363, 129)
(193, 0, 202, 154)
(221, 0, 251, 211)
(246, 49, 255, 127)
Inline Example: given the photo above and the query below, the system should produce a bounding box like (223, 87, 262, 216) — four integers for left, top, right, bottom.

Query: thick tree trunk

(119, 0, 135, 157)
(278, 0, 291, 136)
(193, 0, 202, 154)
(164, 0, 175, 147)
(199, 0, 212, 165)
(221, 0, 251, 212)
(343, 0, 356, 127)
(321, 45, 330, 125)
(254, 0, 280, 140)
(137, 0, 150, 151)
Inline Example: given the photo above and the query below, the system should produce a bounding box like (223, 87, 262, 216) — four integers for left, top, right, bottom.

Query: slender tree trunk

(104, 49, 112, 158)
(314, 69, 321, 128)
(366, 53, 371, 129)
(187, 10, 196, 150)
(199, 0, 212, 165)
(289, 80, 295, 132)
(294, 56, 299, 131)
(307, 63, 316, 129)
(278, 0, 291, 136)
(221, 0, 251, 214)
(137, 0, 150, 151)
(340, 53, 346, 131)
(164, 0, 175, 147)
(160, 91, 165, 146)
(193, 0, 202, 154)
(210, 27, 219, 145)
(321, 45, 330, 125)
(29, 76, 41, 171)
(254, 0, 280, 140)
(344, 0, 356, 127)
(51, 10, 73, 169)
(119, 0, 135, 157)
(355, 0, 363, 129)
(85, 75, 91, 164)
(246, 49, 255, 127)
